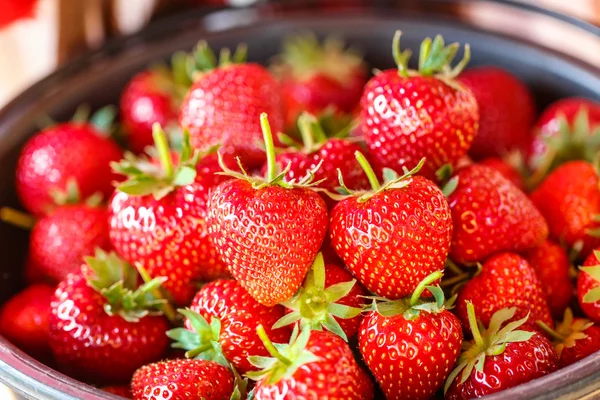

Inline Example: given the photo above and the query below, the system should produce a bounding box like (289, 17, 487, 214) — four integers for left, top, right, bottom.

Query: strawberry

(531, 160, 600, 259)
(273, 252, 367, 341)
(0, 283, 54, 359)
(16, 108, 122, 216)
(271, 34, 367, 130)
(101, 385, 133, 398)
(479, 157, 525, 191)
(538, 308, 600, 368)
(456, 252, 553, 330)
(179, 42, 284, 168)
(248, 326, 374, 400)
(206, 114, 328, 306)
(359, 273, 463, 400)
(458, 67, 535, 159)
(448, 164, 548, 263)
(330, 153, 452, 299)
(168, 280, 291, 374)
(109, 125, 229, 305)
(48, 250, 170, 383)
(131, 359, 234, 400)
(577, 249, 600, 322)
(444, 304, 558, 399)
(361, 32, 478, 180)
(524, 239, 574, 319)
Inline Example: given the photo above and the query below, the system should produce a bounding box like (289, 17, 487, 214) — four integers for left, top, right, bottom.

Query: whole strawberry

(359, 273, 463, 400)
(272, 34, 367, 129)
(207, 114, 328, 306)
(16, 110, 122, 216)
(132, 359, 234, 400)
(531, 160, 600, 258)
(444, 304, 558, 399)
(48, 250, 169, 383)
(179, 43, 284, 168)
(578, 249, 600, 322)
(248, 326, 374, 400)
(448, 164, 548, 263)
(109, 125, 229, 305)
(458, 67, 535, 159)
(524, 239, 574, 319)
(456, 252, 553, 329)
(0, 283, 54, 359)
(361, 32, 478, 180)
(330, 154, 452, 299)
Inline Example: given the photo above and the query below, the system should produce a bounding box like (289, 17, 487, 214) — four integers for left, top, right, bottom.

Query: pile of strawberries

(2, 30, 600, 400)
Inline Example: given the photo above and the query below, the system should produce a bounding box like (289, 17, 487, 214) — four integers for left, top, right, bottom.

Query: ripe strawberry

(359, 273, 462, 400)
(102, 385, 133, 399)
(361, 32, 478, 180)
(577, 249, 600, 322)
(179, 43, 284, 168)
(248, 326, 374, 400)
(109, 126, 229, 305)
(271, 34, 367, 129)
(0, 283, 54, 359)
(16, 110, 122, 216)
(206, 114, 328, 306)
(168, 279, 291, 374)
(444, 304, 558, 399)
(458, 67, 535, 159)
(479, 157, 525, 191)
(274, 252, 367, 341)
(524, 239, 574, 319)
(531, 161, 600, 259)
(448, 164, 548, 263)
(331, 153, 452, 299)
(48, 250, 169, 383)
(131, 359, 234, 400)
(456, 252, 553, 329)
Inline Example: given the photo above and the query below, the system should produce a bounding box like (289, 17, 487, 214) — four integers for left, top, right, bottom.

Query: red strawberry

(456, 252, 553, 329)
(479, 157, 525, 191)
(248, 327, 374, 400)
(531, 160, 600, 259)
(131, 359, 234, 400)
(359, 273, 463, 400)
(0, 283, 54, 359)
(109, 126, 230, 305)
(458, 67, 535, 159)
(274, 252, 367, 341)
(179, 43, 283, 168)
(169, 279, 291, 374)
(271, 34, 367, 129)
(330, 154, 452, 299)
(361, 32, 478, 180)
(577, 249, 600, 322)
(16, 111, 122, 216)
(444, 304, 558, 399)
(102, 385, 133, 399)
(524, 239, 574, 319)
(448, 164, 548, 263)
(206, 114, 328, 306)
(48, 250, 169, 383)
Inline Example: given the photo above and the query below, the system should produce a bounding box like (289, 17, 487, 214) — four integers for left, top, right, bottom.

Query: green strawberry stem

(261, 113, 278, 182)
(135, 262, 177, 323)
(185, 342, 214, 359)
(153, 123, 174, 180)
(392, 31, 412, 78)
(355, 151, 381, 191)
(466, 302, 485, 348)
(256, 324, 292, 366)
(0, 208, 36, 230)
(409, 270, 443, 307)
(536, 321, 566, 342)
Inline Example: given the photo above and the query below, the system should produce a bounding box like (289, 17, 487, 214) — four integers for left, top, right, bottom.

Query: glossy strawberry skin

(445, 331, 558, 400)
(206, 180, 328, 306)
(458, 67, 535, 159)
(524, 239, 574, 319)
(330, 176, 452, 299)
(132, 359, 234, 400)
(48, 272, 169, 383)
(0, 284, 54, 359)
(361, 71, 478, 180)
(456, 252, 553, 329)
(30, 205, 111, 282)
(188, 279, 291, 374)
(578, 250, 600, 322)
(531, 161, 600, 259)
(559, 322, 600, 368)
(16, 123, 122, 216)
(120, 70, 179, 153)
(254, 330, 374, 400)
(449, 164, 548, 263)
(479, 157, 525, 191)
(179, 63, 283, 168)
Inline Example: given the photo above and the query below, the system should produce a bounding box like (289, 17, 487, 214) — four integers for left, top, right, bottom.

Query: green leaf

(326, 303, 362, 320)
(486, 307, 516, 338)
(310, 253, 326, 291)
(272, 311, 302, 330)
(321, 313, 348, 341)
(117, 177, 165, 197)
(581, 265, 600, 282)
(583, 286, 600, 303)
(382, 168, 399, 183)
(173, 165, 197, 186)
(90, 105, 117, 133)
(442, 176, 459, 197)
(323, 280, 356, 303)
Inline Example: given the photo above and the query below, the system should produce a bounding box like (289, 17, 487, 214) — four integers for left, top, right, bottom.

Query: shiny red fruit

(479, 157, 525, 191)
(559, 322, 600, 368)
(578, 250, 600, 322)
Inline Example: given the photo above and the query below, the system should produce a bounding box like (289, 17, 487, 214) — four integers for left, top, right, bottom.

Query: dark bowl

(1, 2, 599, 399)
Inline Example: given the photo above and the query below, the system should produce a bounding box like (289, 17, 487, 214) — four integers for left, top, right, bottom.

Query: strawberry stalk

(409, 270, 443, 307)
(256, 324, 292, 366)
(0, 208, 36, 229)
(261, 113, 278, 182)
(466, 302, 485, 349)
(536, 308, 593, 358)
(135, 262, 177, 324)
(153, 123, 174, 180)
(355, 151, 381, 191)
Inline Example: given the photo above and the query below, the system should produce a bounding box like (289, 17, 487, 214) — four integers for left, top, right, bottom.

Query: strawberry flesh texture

(578, 249, 600, 322)
(559, 322, 600, 368)
(479, 157, 525, 191)
(16, 123, 122, 216)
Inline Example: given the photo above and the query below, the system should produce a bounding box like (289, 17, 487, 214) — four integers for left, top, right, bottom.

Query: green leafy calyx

(579, 251, 600, 303)
(49, 178, 103, 207)
(537, 308, 593, 358)
(183, 41, 247, 82)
